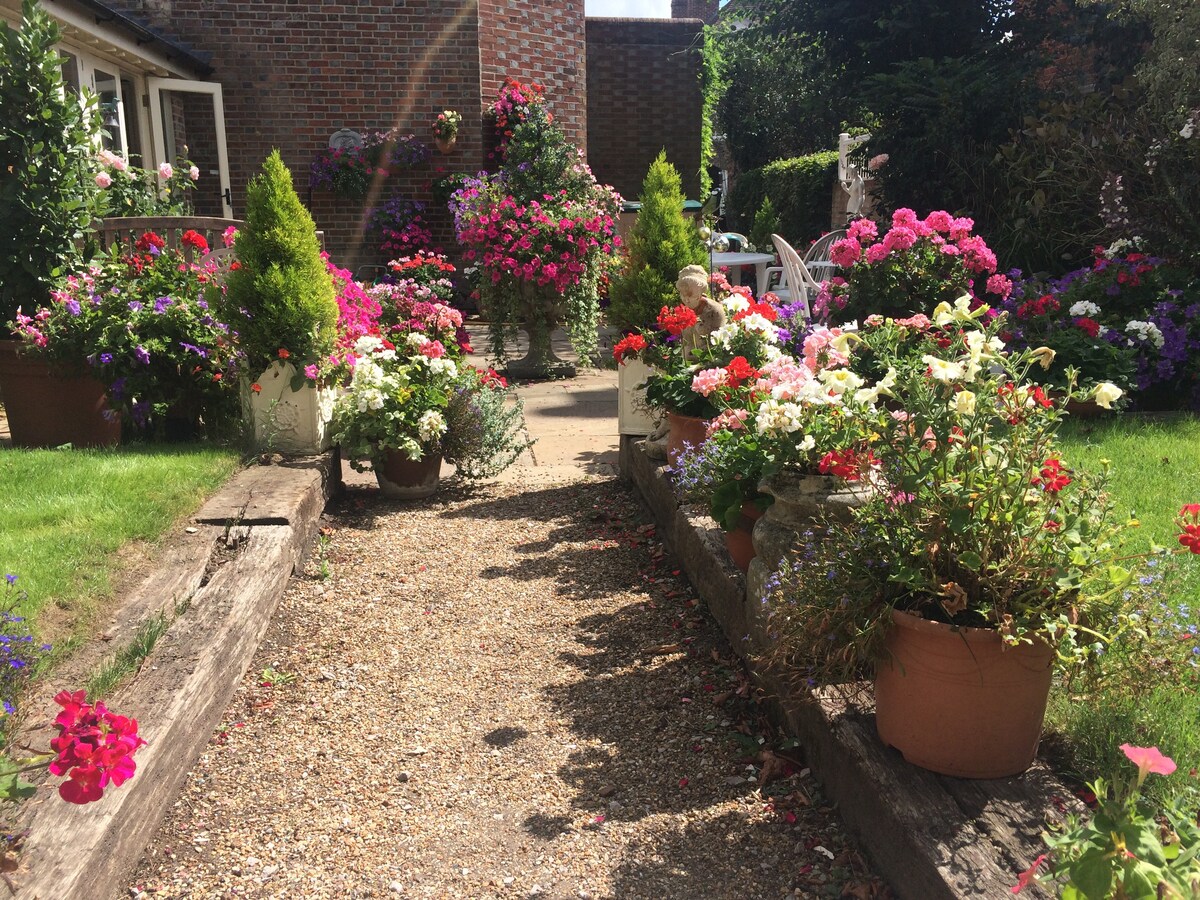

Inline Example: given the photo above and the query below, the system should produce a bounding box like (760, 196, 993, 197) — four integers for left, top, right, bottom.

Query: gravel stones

(125, 476, 886, 899)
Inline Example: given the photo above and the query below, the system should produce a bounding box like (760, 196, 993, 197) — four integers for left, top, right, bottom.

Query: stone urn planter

(243, 361, 333, 455)
(0, 341, 120, 448)
(376, 450, 442, 500)
(874, 609, 1056, 778)
(503, 282, 576, 381)
(745, 469, 871, 648)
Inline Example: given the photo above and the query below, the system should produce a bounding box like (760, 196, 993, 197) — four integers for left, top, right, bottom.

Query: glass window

(120, 75, 143, 163)
(59, 50, 81, 95)
(93, 68, 124, 153)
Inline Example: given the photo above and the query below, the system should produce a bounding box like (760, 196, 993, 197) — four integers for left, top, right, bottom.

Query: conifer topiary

(606, 152, 708, 333)
(749, 195, 781, 255)
(225, 150, 337, 372)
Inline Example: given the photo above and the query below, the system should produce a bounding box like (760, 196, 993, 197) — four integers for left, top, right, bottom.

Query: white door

(147, 78, 233, 218)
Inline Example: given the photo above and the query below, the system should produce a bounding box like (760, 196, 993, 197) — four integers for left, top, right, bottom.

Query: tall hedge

(224, 151, 337, 371)
(607, 152, 708, 333)
(728, 150, 839, 245)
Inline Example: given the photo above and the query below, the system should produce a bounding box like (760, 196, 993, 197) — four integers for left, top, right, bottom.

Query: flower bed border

(621, 435, 1073, 900)
(15, 456, 336, 899)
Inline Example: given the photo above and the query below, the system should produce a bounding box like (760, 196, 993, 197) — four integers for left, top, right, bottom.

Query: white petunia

(921, 355, 965, 383)
(818, 368, 864, 395)
(951, 390, 977, 416)
(1092, 382, 1124, 410)
(722, 295, 750, 315)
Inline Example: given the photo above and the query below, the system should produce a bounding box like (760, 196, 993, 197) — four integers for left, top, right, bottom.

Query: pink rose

(94, 172, 113, 188)
(189, 165, 200, 181)
(158, 162, 174, 180)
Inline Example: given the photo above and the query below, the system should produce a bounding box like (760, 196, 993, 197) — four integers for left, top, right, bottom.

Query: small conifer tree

(225, 150, 338, 373)
(749, 195, 781, 255)
(606, 152, 708, 333)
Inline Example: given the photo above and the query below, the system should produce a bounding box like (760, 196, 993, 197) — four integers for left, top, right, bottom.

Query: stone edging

(16, 457, 335, 900)
(622, 437, 1069, 900)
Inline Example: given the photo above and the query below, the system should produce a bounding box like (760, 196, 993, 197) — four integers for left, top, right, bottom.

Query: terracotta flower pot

(723, 501, 765, 573)
(376, 449, 442, 500)
(435, 134, 457, 154)
(665, 411, 708, 467)
(0, 342, 120, 448)
(874, 609, 1055, 779)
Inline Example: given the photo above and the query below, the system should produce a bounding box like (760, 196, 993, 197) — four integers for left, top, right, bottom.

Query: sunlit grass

(0, 444, 241, 643)
(1048, 414, 1200, 804)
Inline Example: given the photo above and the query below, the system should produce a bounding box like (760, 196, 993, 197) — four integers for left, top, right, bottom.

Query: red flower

(657, 304, 699, 337)
(135, 231, 165, 253)
(732, 301, 779, 323)
(1073, 317, 1100, 337)
(1029, 386, 1053, 409)
(277, 348, 291, 359)
(1032, 457, 1071, 493)
(251, 382, 262, 393)
(724, 356, 758, 388)
(49, 690, 146, 805)
(181, 229, 209, 253)
(817, 448, 874, 481)
(613, 333, 648, 363)
(1011, 854, 1048, 894)
(1179, 523, 1200, 554)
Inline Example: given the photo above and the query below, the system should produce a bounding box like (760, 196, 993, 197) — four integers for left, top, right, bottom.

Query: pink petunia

(1120, 744, 1176, 780)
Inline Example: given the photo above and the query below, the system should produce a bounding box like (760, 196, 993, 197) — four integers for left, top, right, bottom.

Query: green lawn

(0, 444, 241, 643)
(1049, 414, 1200, 804)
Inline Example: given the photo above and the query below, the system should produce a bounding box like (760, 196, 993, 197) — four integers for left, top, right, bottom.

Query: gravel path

(126, 474, 887, 899)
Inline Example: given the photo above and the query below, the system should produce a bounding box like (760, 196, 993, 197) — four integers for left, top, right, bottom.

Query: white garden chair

(763, 233, 822, 321)
(802, 228, 847, 282)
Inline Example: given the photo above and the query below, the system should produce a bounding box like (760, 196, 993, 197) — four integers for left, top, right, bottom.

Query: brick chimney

(670, 0, 719, 23)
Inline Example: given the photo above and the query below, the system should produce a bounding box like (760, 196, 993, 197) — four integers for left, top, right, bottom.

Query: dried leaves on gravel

(127, 476, 888, 900)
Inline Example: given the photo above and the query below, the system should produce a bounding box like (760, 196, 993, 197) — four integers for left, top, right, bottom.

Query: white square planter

(618, 357, 662, 436)
(243, 361, 333, 455)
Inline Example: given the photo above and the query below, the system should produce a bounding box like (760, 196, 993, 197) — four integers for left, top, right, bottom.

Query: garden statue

(677, 264, 725, 361)
(645, 265, 723, 459)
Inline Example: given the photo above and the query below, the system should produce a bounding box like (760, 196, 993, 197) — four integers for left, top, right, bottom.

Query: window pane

(93, 69, 123, 154)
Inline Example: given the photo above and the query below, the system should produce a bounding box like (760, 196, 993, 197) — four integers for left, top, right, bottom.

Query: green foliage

(500, 105, 591, 203)
(748, 196, 781, 256)
(728, 151, 838, 244)
(224, 151, 338, 371)
(0, 0, 101, 323)
(607, 152, 707, 333)
(698, 25, 729, 197)
(441, 369, 535, 481)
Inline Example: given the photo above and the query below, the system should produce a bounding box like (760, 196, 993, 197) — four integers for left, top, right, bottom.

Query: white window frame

(147, 78, 233, 218)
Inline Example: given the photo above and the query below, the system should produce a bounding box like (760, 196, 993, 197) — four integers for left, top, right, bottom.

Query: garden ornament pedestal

(243, 361, 333, 455)
(746, 469, 870, 647)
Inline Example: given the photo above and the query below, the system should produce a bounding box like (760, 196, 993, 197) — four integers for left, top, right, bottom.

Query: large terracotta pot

(723, 501, 765, 573)
(0, 342, 120, 448)
(874, 609, 1055, 779)
(665, 411, 708, 467)
(376, 450, 442, 500)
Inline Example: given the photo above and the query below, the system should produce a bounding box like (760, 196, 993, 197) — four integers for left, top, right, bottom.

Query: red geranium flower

(277, 348, 291, 359)
(1032, 457, 1071, 493)
(613, 333, 648, 363)
(657, 304, 699, 337)
(250, 382, 262, 393)
(1073, 317, 1100, 337)
(724, 356, 758, 388)
(181, 229, 209, 253)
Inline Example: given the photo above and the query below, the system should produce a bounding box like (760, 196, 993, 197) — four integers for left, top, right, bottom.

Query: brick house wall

(478, 0, 587, 153)
(135, 0, 486, 269)
(585, 18, 704, 203)
(670, 0, 718, 23)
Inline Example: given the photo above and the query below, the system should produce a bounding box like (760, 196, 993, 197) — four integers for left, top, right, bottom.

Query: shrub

(748, 196, 781, 255)
(728, 151, 838, 245)
(0, 0, 100, 324)
(224, 151, 338, 372)
(606, 152, 707, 333)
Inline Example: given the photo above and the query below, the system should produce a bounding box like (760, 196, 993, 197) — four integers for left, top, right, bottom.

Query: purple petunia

(134, 346, 151, 365)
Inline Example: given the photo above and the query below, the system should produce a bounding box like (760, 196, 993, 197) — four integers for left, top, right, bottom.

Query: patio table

(710, 251, 776, 297)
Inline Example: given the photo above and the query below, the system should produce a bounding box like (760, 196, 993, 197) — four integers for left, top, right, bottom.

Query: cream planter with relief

(618, 358, 661, 436)
(243, 361, 333, 454)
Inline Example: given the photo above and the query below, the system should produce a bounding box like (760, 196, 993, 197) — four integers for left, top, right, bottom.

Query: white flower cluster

(1068, 300, 1101, 317)
(417, 410, 447, 443)
(1125, 319, 1165, 349)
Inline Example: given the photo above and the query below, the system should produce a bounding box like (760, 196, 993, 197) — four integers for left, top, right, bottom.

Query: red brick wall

(478, 0, 587, 151)
(141, 0, 485, 270)
(670, 0, 718, 23)
(585, 18, 704, 203)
